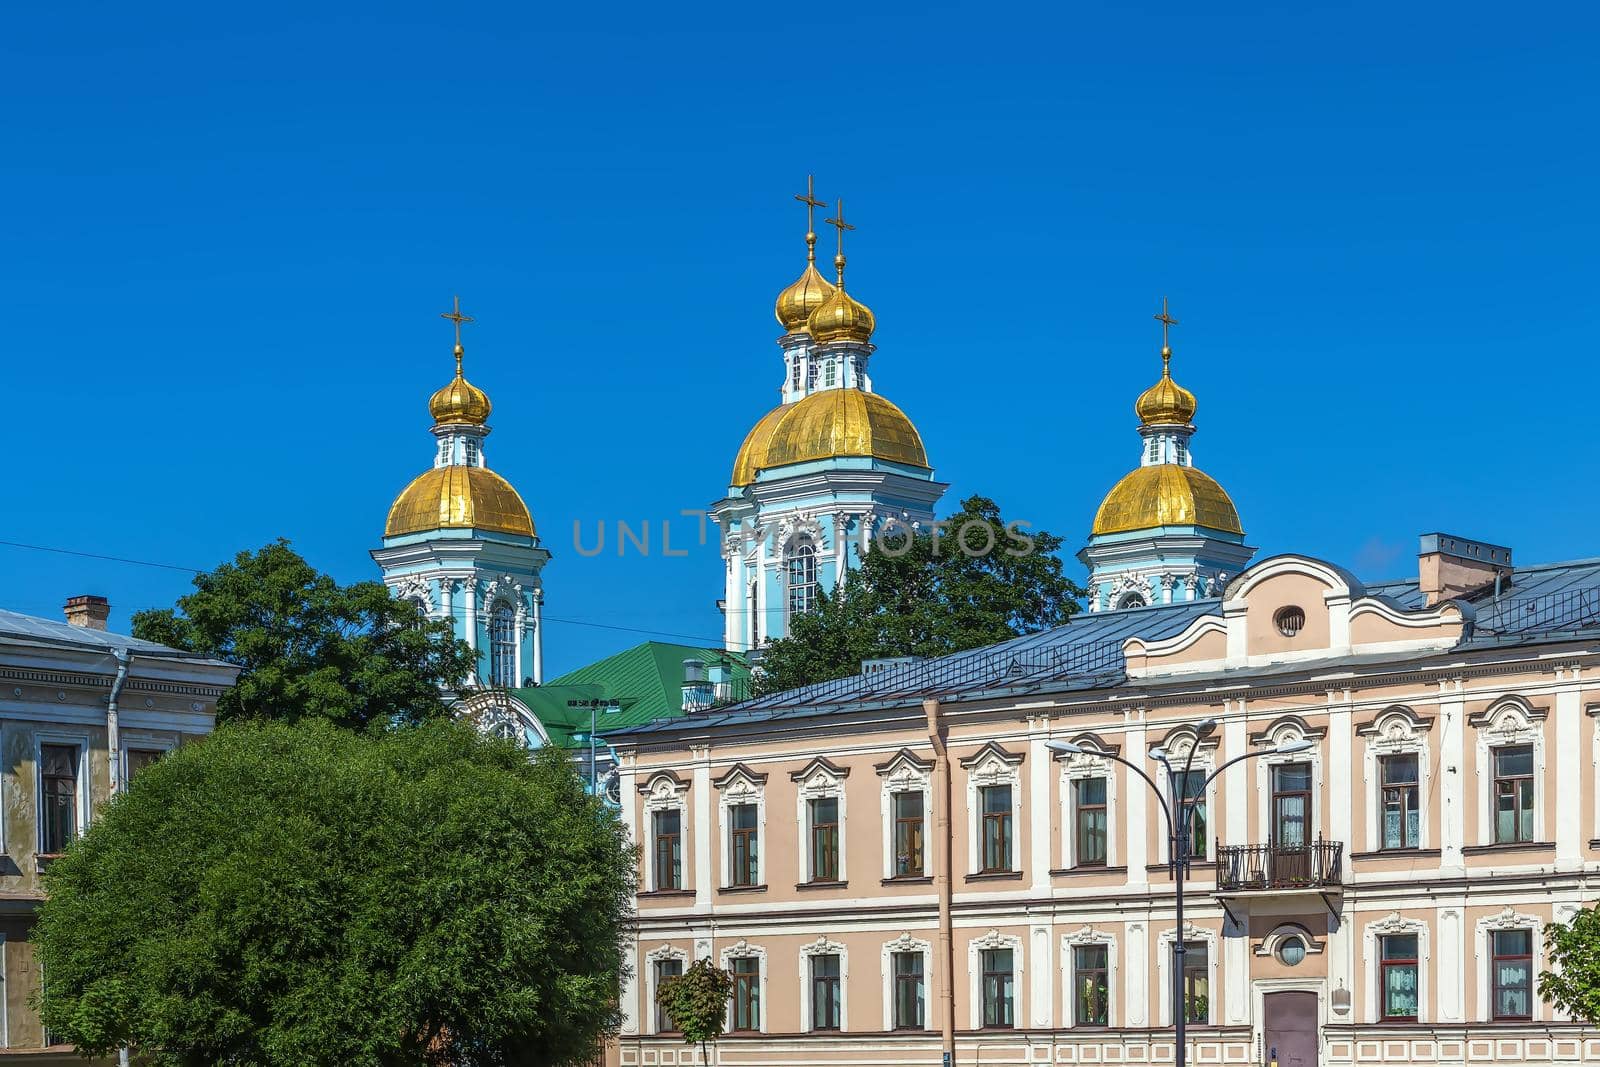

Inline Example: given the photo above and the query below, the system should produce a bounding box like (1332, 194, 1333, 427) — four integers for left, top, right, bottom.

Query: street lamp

(1046, 730, 1313, 1067)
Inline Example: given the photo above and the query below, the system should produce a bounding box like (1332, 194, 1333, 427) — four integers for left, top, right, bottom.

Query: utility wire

(0, 537, 728, 647)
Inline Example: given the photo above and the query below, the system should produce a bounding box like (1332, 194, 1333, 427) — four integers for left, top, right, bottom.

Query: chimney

(64, 595, 111, 631)
(1418, 534, 1513, 606)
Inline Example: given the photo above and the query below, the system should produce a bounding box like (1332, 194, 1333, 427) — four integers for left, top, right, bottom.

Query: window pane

(812, 797, 837, 824)
(895, 791, 923, 819)
(1272, 763, 1312, 791)
(1381, 935, 1417, 960)
(1077, 777, 1105, 805)
(1495, 745, 1533, 778)
(1182, 942, 1208, 1023)
(1384, 963, 1418, 1018)
(1382, 754, 1419, 786)
(1494, 930, 1531, 956)
(731, 804, 757, 830)
(983, 785, 1011, 814)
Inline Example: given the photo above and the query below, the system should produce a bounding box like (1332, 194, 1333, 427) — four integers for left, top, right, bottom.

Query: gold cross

(441, 295, 474, 350)
(1154, 296, 1178, 352)
(795, 175, 825, 260)
(823, 200, 855, 284)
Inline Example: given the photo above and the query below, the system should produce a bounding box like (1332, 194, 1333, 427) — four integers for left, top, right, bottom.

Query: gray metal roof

(613, 556, 1600, 740)
(0, 608, 212, 658)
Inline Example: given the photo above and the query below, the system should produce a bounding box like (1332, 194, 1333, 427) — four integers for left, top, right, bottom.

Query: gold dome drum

(1091, 464, 1242, 537)
(385, 465, 535, 538)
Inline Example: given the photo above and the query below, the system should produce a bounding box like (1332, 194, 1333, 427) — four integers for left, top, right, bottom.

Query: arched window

(786, 543, 818, 620)
(489, 604, 517, 687)
(1116, 591, 1148, 610)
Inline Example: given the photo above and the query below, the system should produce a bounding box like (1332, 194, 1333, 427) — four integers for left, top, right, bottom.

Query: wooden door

(1263, 990, 1318, 1067)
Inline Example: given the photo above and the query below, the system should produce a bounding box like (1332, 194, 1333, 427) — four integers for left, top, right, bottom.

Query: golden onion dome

(1134, 349, 1197, 425)
(428, 346, 492, 425)
(385, 465, 535, 538)
(808, 285, 875, 345)
(775, 262, 837, 332)
(760, 388, 927, 472)
(731, 403, 793, 486)
(1091, 464, 1243, 537)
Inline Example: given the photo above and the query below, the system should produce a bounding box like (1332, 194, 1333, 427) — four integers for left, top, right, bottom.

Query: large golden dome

(757, 388, 927, 474)
(731, 403, 793, 486)
(429, 348, 492, 426)
(386, 465, 535, 538)
(1134, 350, 1196, 425)
(808, 286, 875, 345)
(775, 264, 836, 332)
(1092, 464, 1242, 537)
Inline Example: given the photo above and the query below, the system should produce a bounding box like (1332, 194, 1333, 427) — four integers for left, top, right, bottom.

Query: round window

(1274, 606, 1306, 637)
(1277, 935, 1307, 966)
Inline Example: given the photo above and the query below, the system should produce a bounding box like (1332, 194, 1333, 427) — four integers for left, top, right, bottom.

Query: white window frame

(877, 749, 933, 880)
(1058, 743, 1118, 869)
(716, 764, 767, 889)
(719, 939, 769, 1035)
(792, 758, 848, 884)
(639, 772, 689, 893)
(1475, 907, 1544, 1022)
(118, 734, 177, 790)
(1253, 720, 1323, 847)
(962, 743, 1024, 875)
(967, 929, 1025, 1030)
(1363, 911, 1430, 1023)
(1360, 708, 1433, 852)
(1472, 698, 1546, 847)
(797, 936, 849, 1032)
(1156, 923, 1220, 1026)
(1155, 729, 1219, 865)
(881, 933, 933, 1032)
(643, 943, 688, 1035)
(35, 731, 91, 855)
(1061, 926, 1119, 1027)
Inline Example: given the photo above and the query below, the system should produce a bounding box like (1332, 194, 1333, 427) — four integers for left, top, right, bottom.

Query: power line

(0, 537, 727, 647)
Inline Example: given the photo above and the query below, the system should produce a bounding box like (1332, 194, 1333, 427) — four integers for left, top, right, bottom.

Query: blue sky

(4, 2, 1596, 673)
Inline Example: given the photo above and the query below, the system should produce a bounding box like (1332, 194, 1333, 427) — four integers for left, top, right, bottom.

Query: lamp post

(567, 699, 621, 794)
(1047, 727, 1313, 1067)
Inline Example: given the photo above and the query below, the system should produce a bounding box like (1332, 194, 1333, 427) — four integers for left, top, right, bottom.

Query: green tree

(36, 719, 635, 1067)
(1542, 904, 1600, 1024)
(756, 496, 1084, 693)
(133, 540, 476, 731)
(655, 958, 735, 1063)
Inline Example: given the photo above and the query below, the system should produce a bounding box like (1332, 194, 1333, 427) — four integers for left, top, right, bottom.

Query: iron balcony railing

(1214, 837, 1343, 891)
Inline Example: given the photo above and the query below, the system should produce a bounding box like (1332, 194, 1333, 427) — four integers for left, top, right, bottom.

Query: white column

(1125, 920, 1149, 1027)
(722, 551, 739, 650)
(1328, 690, 1353, 849)
(1436, 905, 1464, 1022)
(1030, 921, 1053, 1029)
(693, 744, 713, 913)
(531, 590, 544, 685)
(1555, 665, 1582, 871)
(1029, 720, 1051, 892)
(754, 525, 771, 641)
(1224, 911, 1249, 1025)
(618, 754, 640, 1036)
(1439, 678, 1465, 874)
(1224, 703, 1248, 848)
(513, 610, 525, 686)
(1126, 710, 1149, 886)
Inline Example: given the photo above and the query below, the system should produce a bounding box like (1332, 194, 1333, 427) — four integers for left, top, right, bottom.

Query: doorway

(1270, 762, 1312, 885)
(1262, 990, 1318, 1067)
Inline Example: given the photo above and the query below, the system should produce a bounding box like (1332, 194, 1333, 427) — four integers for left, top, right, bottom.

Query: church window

(1274, 606, 1306, 637)
(463, 438, 480, 466)
(823, 359, 837, 387)
(1116, 592, 1147, 610)
(790, 357, 802, 389)
(1173, 439, 1188, 465)
(1147, 439, 1160, 464)
(807, 360, 819, 391)
(786, 544, 818, 620)
(438, 440, 453, 466)
(489, 603, 517, 687)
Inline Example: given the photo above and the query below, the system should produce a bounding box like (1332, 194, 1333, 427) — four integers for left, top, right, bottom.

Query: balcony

(1214, 838, 1343, 917)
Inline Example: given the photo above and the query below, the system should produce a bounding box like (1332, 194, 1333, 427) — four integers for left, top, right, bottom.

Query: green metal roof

(506, 641, 750, 748)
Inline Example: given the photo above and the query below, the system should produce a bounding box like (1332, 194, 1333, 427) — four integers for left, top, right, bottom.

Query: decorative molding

(1356, 704, 1436, 737)
(1249, 713, 1328, 746)
(958, 740, 1025, 769)
(874, 747, 934, 775)
(713, 762, 769, 789)
(789, 756, 851, 781)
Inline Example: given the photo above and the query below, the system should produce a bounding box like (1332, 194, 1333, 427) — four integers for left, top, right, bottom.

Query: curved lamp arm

(1045, 741, 1175, 845)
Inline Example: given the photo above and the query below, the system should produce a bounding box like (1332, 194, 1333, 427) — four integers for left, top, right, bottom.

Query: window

(1493, 745, 1535, 843)
(790, 356, 802, 389)
(981, 948, 1014, 1028)
(729, 803, 759, 886)
(810, 954, 841, 1031)
(489, 604, 517, 687)
(1146, 438, 1160, 463)
(1271, 762, 1313, 848)
(1274, 606, 1306, 637)
(1380, 754, 1420, 850)
(1182, 941, 1209, 1023)
(1491, 929, 1533, 1020)
(1074, 944, 1109, 1025)
(463, 438, 481, 466)
(40, 744, 79, 855)
(892, 951, 925, 1029)
(654, 958, 683, 1032)
(1173, 438, 1188, 464)
(809, 797, 839, 882)
(806, 359, 819, 391)
(1277, 935, 1308, 967)
(980, 785, 1012, 872)
(1379, 934, 1419, 1021)
(823, 359, 837, 387)
(731, 957, 760, 1031)
(1073, 778, 1107, 867)
(1170, 769, 1208, 860)
(652, 809, 682, 890)
(893, 791, 925, 876)
(785, 543, 818, 620)
(126, 748, 165, 781)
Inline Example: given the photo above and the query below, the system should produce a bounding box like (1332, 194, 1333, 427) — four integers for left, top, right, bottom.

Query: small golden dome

(775, 263, 837, 332)
(386, 465, 535, 538)
(760, 388, 927, 472)
(808, 285, 875, 345)
(1091, 464, 1243, 537)
(429, 346, 492, 425)
(1134, 349, 1197, 425)
(731, 403, 793, 486)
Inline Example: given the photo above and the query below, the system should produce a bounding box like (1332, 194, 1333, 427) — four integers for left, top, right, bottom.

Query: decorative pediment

(1478, 905, 1541, 932)
(1468, 695, 1548, 732)
(1155, 723, 1221, 759)
(883, 932, 931, 954)
(958, 741, 1024, 770)
(395, 574, 433, 610)
(801, 936, 847, 956)
(1254, 922, 1326, 957)
(1050, 731, 1121, 759)
(713, 762, 769, 791)
(1357, 705, 1435, 741)
(970, 928, 1022, 952)
(789, 756, 851, 783)
(1063, 924, 1114, 947)
(638, 769, 688, 797)
(1369, 910, 1427, 935)
(645, 943, 688, 964)
(875, 748, 934, 776)
(1249, 713, 1327, 748)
